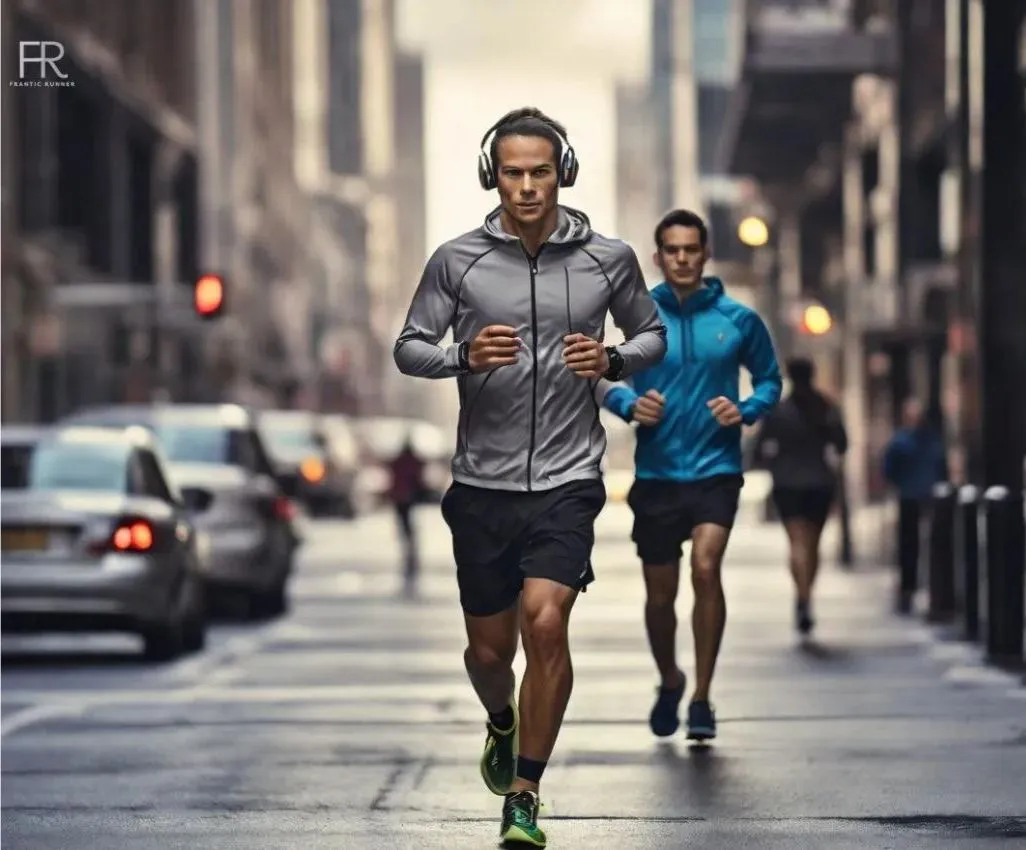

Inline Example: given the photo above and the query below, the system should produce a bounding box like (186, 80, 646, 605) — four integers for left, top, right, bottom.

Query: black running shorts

(627, 475, 743, 564)
(771, 486, 834, 528)
(441, 479, 607, 617)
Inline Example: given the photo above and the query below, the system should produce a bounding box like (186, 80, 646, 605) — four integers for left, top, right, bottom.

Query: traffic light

(799, 304, 833, 335)
(193, 274, 226, 319)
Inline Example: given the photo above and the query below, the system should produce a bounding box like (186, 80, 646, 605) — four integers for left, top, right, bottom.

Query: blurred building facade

(632, 0, 760, 286)
(194, 0, 320, 410)
(290, 0, 426, 417)
(3, 0, 426, 422)
(4, 0, 204, 421)
(720, 0, 1026, 503)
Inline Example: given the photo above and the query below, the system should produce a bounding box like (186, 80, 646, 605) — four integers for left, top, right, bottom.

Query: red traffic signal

(194, 274, 226, 318)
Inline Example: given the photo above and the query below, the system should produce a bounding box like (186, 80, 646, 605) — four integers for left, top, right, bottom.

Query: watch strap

(602, 345, 624, 381)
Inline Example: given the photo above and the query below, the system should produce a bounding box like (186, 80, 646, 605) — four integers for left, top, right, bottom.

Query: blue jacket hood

(650, 277, 726, 313)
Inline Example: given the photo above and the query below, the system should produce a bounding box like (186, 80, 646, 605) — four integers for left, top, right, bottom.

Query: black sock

(515, 756, 547, 784)
(488, 705, 515, 731)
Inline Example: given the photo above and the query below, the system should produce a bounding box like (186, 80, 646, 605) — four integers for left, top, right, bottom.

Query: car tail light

(111, 520, 154, 553)
(273, 496, 296, 521)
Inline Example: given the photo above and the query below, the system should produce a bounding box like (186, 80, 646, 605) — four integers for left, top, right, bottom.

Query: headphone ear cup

(560, 147, 579, 188)
(478, 152, 495, 190)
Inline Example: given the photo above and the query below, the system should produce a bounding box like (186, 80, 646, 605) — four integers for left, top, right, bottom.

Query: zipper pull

(530, 263, 538, 274)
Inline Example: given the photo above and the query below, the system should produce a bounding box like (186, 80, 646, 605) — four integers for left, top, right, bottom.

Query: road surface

(3, 502, 1025, 848)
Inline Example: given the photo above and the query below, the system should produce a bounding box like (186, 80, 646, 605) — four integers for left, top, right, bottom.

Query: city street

(3, 501, 1025, 849)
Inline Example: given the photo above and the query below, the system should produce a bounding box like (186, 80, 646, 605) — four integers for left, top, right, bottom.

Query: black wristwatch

(602, 346, 625, 381)
(456, 341, 471, 373)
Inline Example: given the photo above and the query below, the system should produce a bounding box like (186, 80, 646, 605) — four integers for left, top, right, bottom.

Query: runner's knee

(690, 556, 722, 593)
(465, 641, 515, 673)
(521, 602, 568, 656)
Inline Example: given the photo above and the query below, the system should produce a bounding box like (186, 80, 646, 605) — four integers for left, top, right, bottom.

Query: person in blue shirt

(599, 209, 782, 742)
(882, 398, 948, 614)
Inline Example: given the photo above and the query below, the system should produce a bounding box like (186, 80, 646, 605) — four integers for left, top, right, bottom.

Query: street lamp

(737, 215, 770, 248)
(800, 304, 833, 335)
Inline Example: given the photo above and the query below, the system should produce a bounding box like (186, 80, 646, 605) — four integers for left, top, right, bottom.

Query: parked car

(0, 425, 207, 660)
(61, 404, 299, 617)
(0, 424, 48, 490)
(258, 409, 356, 518)
(352, 416, 452, 506)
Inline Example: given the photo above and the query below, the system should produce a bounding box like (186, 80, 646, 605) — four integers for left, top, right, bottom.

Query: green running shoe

(480, 701, 519, 795)
(500, 790, 546, 847)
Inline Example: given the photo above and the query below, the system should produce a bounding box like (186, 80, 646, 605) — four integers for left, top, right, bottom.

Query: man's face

(495, 135, 559, 227)
(655, 225, 708, 287)
(902, 399, 924, 428)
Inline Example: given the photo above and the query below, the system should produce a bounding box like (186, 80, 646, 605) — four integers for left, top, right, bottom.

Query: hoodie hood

(651, 276, 725, 313)
(482, 205, 592, 246)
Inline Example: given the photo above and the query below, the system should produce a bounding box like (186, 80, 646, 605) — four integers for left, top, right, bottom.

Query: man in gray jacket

(394, 106, 666, 846)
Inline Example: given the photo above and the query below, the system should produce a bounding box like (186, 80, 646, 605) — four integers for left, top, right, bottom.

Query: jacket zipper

(525, 247, 544, 491)
(683, 313, 696, 361)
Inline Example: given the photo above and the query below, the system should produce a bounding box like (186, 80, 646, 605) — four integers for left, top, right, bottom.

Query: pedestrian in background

(600, 208, 781, 744)
(882, 398, 948, 614)
(387, 434, 426, 594)
(754, 356, 847, 636)
(393, 106, 666, 846)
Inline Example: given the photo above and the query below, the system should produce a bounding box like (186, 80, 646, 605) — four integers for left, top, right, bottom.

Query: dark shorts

(627, 475, 743, 564)
(772, 487, 834, 528)
(440, 479, 607, 617)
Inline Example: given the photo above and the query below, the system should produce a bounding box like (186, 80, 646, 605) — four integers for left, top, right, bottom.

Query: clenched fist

(632, 389, 665, 426)
(707, 396, 742, 426)
(562, 333, 609, 378)
(469, 325, 522, 373)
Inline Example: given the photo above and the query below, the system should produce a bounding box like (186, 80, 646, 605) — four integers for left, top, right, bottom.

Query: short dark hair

(654, 209, 708, 250)
(786, 356, 815, 387)
(489, 107, 565, 171)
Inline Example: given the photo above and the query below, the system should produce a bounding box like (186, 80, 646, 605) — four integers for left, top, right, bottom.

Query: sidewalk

(308, 505, 1026, 846)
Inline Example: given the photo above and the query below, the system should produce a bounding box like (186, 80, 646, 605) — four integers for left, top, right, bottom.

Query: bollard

(927, 482, 957, 623)
(982, 486, 1026, 666)
(955, 485, 981, 641)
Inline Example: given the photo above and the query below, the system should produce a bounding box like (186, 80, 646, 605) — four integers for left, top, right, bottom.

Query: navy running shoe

(686, 699, 717, 741)
(796, 600, 815, 635)
(649, 674, 687, 737)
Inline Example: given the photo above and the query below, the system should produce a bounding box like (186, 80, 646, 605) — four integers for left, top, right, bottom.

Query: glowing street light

(737, 215, 770, 247)
(800, 304, 833, 335)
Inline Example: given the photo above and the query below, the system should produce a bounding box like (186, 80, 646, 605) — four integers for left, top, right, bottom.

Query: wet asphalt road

(2, 503, 1025, 849)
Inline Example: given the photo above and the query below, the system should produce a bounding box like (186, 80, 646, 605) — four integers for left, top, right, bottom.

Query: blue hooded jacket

(601, 278, 782, 482)
(882, 425, 948, 500)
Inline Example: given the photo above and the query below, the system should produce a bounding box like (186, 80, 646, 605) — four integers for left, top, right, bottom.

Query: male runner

(600, 208, 781, 742)
(394, 107, 666, 846)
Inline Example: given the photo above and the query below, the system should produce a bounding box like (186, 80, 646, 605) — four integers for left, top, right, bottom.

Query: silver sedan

(0, 426, 207, 661)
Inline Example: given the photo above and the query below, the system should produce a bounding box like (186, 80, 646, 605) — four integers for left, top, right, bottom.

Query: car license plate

(1, 528, 49, 552)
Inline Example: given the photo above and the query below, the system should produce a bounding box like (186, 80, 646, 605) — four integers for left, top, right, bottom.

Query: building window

(327, 0, 364, 175)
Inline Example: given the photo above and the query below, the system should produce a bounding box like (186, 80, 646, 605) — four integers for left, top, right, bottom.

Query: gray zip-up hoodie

(394, 205, 667, 492)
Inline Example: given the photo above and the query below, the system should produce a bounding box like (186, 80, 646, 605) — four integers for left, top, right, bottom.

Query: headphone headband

(477, 113, 579, 191)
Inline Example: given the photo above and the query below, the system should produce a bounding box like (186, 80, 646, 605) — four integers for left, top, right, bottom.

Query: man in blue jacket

(600, 209, 782, 741)
(882, 398, 948, 613)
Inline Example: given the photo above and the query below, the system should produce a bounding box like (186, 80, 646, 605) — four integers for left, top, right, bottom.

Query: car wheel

(142, 573, 203, 660)
(251, 580, 288, 619)
(181, 576, 207, 652)
(141, 621, 185, 661)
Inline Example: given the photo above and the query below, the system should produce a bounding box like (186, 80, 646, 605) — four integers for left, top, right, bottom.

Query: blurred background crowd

(2, 0, 1025, 527)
